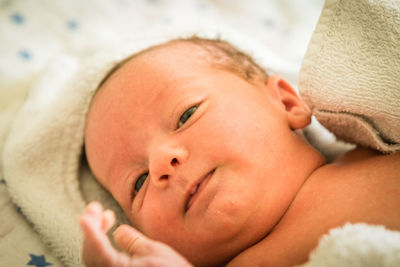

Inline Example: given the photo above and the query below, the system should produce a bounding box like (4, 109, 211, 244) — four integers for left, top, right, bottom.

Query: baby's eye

(134, 172, 148, 194)
(178, 105, 198, 128)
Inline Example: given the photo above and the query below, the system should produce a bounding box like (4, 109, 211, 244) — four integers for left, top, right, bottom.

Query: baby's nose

(149, 144, 188, 187)
(171, 157, 178, 166)
(158, 157, 179, 179)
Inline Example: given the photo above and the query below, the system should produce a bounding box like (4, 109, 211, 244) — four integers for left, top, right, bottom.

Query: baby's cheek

(137, 200, 178, 239)
(207, 197, 243, 226)
(202, 186, 254, 234)
(127, 211, 142, 231)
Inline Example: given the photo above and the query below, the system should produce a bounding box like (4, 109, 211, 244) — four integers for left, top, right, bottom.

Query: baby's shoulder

(274, 149, 400, 264)
(309, 147, 399, 201)
(301, 147, 400, 229)
(334, 146, 400, 166)
(326, 147, 400, 186)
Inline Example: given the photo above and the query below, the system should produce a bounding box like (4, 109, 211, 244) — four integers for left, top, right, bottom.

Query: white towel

(299, 0, 400, 153)
(300, 223, 400, 267)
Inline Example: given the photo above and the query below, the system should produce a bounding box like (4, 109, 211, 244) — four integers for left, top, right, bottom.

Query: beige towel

(299, 0, 400, 152)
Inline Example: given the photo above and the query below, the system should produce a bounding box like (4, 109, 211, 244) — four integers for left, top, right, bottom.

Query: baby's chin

(168, 226, 262, 267)
(178, 244, 233, 267)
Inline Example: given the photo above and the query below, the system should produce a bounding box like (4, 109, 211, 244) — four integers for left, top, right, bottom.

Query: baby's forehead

(96, 42, 217, 103)
(126, 41, 210, 69)
(101, 42, 211, 88)
(98, 41, 207, 90)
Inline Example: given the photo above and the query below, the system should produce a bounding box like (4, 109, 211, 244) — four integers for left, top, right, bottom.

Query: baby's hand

(80, 201, 192, 267)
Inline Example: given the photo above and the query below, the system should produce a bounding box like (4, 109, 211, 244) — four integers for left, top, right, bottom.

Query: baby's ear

(265, 75, 311, 130)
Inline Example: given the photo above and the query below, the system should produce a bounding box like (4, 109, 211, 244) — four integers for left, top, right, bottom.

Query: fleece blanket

(1, 0, 399, 267)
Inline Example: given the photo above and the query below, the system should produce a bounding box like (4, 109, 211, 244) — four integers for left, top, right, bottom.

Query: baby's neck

(226, 136, 326, 266)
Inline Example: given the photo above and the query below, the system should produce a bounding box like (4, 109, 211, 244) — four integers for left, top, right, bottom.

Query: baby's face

(85, 42, 312, 266)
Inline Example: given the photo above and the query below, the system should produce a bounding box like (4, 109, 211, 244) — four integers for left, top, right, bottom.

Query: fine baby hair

(98, 36, 270, 90)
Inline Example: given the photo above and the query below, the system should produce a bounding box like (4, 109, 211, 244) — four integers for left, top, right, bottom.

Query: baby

(80, 37, 400, 267)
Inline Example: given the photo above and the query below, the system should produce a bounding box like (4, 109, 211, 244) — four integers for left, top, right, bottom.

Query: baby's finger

(85, 201, 104, 220)
(80, 202, 104, 234)
(101, 209, 116, 232)
(113, 224, 155, 256)
(80, 214, 120, 266)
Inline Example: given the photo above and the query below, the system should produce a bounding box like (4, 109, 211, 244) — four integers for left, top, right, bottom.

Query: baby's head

(85, 37, 324, 266)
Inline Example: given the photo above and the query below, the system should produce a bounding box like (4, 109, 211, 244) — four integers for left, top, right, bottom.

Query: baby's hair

(173, 36, 269, 83)
(98, 36, 269, 89)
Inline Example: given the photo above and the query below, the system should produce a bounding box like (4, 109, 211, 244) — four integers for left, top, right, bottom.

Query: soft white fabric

(0, 180, 63, 266)
(299, 0, 400, 153)
(300, 223, 400, 267)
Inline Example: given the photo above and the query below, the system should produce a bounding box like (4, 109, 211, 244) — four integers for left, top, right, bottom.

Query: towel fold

(299, 0, 400, 152)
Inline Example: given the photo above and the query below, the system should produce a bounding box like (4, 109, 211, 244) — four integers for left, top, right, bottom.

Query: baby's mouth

(185, 169, 215, 212)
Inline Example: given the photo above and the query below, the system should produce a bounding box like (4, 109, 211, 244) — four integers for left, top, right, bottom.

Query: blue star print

(10, 12, 24, 24)
(19, 50, 31, 60)
(67, 19, 78, 30)
(27, 254, 52, 267)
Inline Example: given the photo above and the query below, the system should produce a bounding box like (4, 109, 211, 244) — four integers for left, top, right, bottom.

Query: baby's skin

(81, 41, 400, 266)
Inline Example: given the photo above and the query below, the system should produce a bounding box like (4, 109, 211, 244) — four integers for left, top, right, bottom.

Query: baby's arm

(80, 202, 192, 267)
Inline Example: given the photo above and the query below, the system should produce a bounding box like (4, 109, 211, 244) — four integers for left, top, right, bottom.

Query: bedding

(2, 0, 400, 266)
(299, 0, 400, 153)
